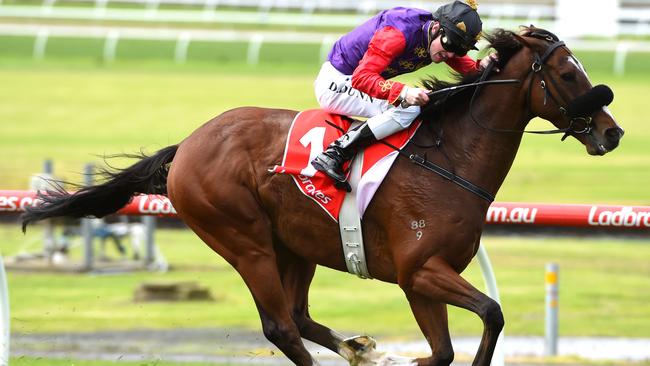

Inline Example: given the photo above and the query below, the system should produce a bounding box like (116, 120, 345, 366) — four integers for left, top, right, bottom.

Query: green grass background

(0, 34, 649, 365)
(2, 226, 650, 338)
(1, 36, 648, 204)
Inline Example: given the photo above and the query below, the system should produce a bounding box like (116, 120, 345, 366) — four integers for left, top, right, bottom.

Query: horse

(22, 27, 623, 366)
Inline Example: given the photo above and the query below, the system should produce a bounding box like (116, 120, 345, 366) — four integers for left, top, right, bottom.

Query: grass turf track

(0, 43, 648, 343)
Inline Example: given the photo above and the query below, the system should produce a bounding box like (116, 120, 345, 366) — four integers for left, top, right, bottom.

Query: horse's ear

(512, 31, 532, 48)
(518, 24, 538, 36)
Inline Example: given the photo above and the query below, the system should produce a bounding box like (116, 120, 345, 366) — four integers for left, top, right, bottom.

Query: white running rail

(477, 243, 504, 366)
(2, 23, 650, 74)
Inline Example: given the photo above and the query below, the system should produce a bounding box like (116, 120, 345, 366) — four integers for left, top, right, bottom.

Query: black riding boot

(311, 122, 377, 191)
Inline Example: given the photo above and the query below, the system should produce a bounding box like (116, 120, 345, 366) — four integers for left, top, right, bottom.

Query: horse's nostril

(605, 127, 624, 142)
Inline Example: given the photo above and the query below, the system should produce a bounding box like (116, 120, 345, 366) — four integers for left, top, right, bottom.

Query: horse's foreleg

(403, 294, 454, 366)
(405, 256, 504, 366)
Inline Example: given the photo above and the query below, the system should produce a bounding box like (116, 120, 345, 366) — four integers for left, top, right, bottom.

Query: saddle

(271, 109, 421, 221)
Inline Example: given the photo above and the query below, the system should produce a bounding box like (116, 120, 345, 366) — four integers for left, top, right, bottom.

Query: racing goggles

(439, 28, 471, 56)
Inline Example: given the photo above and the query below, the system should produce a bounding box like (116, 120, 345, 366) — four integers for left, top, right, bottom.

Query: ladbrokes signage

(487, 202, 650, 229)
(0, 192, 40, 212)
(129, 195, 177, 216)
(2, 191, 650, 227)
(587, 206, 650, 228)
(0, 191, 177, 217)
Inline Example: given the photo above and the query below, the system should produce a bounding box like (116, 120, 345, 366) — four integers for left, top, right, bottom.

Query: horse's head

(491, 26, 624, 155)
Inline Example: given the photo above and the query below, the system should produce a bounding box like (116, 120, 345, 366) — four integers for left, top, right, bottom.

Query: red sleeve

(445, 55, 481, 75)
(351, 26, 407, 105)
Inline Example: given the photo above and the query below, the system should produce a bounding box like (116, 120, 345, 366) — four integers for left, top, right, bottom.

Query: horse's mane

(419, 26, 557, 119)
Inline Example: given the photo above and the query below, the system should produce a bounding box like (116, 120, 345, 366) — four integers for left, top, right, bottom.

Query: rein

(326, 117, 496, 202)
(426, 79, 519, 98)
(375, 78, 521, 204)
(378, 138, 496, 203)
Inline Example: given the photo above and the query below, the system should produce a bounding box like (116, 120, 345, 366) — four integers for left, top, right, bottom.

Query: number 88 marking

(411, 220, 425, 230)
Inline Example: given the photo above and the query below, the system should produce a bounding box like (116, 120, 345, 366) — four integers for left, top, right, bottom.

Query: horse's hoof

(343, 335, 377, 352)
(338, 335, 377, 363)
(338, 336, 416, 366)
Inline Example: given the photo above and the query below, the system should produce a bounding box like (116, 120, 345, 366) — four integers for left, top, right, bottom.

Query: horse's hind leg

(404, 256, 504, 366)
(278, 248, 413, 366)
(278, 249, 342, 349)
(176, 205, 317, 365)
(277, 248, 377, 361)
(241, 257, 320, 365)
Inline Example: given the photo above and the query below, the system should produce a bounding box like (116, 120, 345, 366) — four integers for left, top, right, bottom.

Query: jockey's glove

(399, 87, 431, 108)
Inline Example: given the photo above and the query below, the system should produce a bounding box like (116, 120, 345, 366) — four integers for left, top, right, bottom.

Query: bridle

(389, 31, 607, 204)
(469, 32, 596, 140)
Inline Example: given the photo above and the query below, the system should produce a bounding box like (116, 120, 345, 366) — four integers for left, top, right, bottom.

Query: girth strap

(338, 145, 372, 279)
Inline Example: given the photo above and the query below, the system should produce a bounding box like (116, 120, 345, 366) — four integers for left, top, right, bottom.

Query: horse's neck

(423, 85, 529, 197)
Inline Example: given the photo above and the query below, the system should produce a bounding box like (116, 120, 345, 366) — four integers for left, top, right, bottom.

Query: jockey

(311, 0, 493, 190)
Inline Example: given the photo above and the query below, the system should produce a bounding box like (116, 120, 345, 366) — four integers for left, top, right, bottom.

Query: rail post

(103, 29, 120, 63)
(247, 34, 264, 65)
(0, 255, 9, 366)
(614, 42, 630, 76)
(174, 32, 191, 64)
(82, 164, 95, 271)
(142, 215, 156, 267)
(545, 262, 559, 356)
(42, 159, 55, 260)
(33, 27, 49, 60)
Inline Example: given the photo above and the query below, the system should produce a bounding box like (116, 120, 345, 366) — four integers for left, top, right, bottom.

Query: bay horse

(22, 27, 623, 366)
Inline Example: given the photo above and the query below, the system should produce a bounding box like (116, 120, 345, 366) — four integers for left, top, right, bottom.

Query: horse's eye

(561, 72, 576, 81)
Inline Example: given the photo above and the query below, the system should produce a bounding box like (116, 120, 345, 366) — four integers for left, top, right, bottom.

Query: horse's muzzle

(603, 126, 625, 151)
(588, 126, 624, 155)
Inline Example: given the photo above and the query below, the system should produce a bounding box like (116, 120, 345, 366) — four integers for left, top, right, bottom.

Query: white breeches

(314, 61, 420, 140)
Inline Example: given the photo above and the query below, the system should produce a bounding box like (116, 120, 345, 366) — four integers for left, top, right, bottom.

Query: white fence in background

(1, 0, 650, 37)
(0, 0, 559, 19)
(38, 0, 554, 12)
(2, 23, 650, 75)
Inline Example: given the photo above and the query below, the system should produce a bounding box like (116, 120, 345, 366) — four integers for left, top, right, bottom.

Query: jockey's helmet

(432, 0, 482, 56)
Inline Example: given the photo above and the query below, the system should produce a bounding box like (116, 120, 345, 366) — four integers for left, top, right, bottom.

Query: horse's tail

(21, 145, 178, 232)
